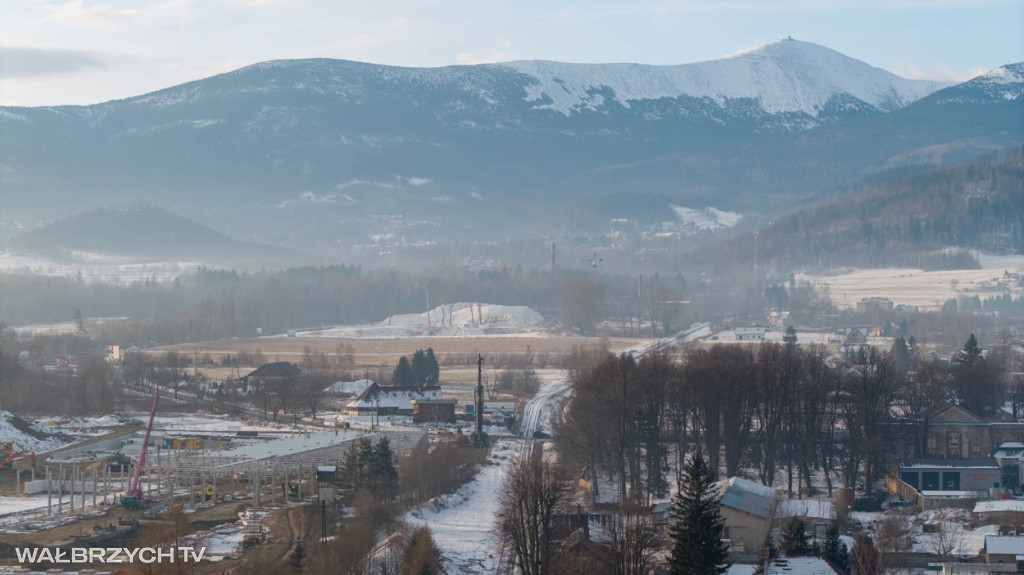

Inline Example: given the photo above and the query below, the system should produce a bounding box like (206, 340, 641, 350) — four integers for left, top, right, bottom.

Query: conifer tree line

(553, 332, 1013, 504)
(391, 348, 440, 386)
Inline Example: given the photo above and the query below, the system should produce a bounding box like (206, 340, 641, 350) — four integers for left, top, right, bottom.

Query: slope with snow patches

(671, 205, 743, 232)
(297, 303, 549, 338)
(0, 411, 67, 453)
(502, 39, 949, 117)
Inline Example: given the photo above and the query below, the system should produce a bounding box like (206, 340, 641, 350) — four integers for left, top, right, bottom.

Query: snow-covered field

(800, 252, 1024, 310)
(296, 303, 550, 338)
(0, 251, 206, 283)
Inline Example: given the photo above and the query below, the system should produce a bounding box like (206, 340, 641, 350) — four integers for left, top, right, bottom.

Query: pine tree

(393, 356, 415, 386)
(411, 349, 429, 385)
(959, 333, 982, 363)
(780, 516, 810, 556)
(822, 523, 849, 574)
(371, 437, 398, 500)
(668, 452, 731, 575)
(425, 348, 440, 385)
(73, 308, 87, 336)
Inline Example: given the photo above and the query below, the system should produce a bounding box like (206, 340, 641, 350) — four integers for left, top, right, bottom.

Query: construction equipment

(122, 392, 159, 509)
(0, 452, 25, 468)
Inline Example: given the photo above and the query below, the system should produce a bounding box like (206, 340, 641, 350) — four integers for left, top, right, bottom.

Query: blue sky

(0, 0, 1021, 106)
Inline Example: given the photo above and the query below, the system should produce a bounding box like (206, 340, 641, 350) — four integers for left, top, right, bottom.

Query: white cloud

(39, 0, 194, 30)
(457, 40, 512, 65)
(888, 62, 990, 82)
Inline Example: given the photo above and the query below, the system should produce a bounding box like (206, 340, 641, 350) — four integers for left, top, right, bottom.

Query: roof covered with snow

(718, 477, 777, 518)
(900, 457, 999, 469)
(986, 535, 1024, 555)
(764, 556, 841, 574)
(974, 500, 1024, 514)
(779, 499, 833, 519)
(324, 379, 374, 395)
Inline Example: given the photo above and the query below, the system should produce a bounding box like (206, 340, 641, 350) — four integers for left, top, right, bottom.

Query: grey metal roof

(718, 477, 777, 519)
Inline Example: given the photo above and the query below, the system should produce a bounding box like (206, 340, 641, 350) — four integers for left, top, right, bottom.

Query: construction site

(0, 389, 432, 571)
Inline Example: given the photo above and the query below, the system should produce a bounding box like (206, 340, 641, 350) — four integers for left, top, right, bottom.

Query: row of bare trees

(555, 334, 1011, 503)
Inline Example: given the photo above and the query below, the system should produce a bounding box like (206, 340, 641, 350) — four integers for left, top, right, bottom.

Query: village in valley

(2, 253, 1024, 575)
(1, 5, 1022, 573)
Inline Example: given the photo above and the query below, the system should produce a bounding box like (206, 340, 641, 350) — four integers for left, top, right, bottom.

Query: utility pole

(425, 286, 431, 336)
(476, 355, 485, 447)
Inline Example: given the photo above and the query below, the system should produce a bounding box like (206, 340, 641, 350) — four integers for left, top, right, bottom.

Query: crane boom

(127, 392, 159, 501)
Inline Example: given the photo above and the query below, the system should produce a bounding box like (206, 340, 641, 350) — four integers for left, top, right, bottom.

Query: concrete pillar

(69, 464, 75, 512)
(254, 467, 260, 509)
(58, 465, 64, 514)
(80, 468, 85, 511)
(212, 471, 217, 504)
(284, 470, 289, 504)
(15, 470, 20, 497)
(46, 467, 52, 516)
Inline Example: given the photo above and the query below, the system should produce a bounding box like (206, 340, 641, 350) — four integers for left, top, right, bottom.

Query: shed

(899, 458, 1001, 492)
(984, 535, 1024, 566)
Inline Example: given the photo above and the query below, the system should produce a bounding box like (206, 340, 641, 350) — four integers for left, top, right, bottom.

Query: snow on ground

(0, 251, 206, 284)
(671, 205, 743, 232)
(801, 251, 1024, 311)
(145, 414, 300, 433)
(0, 495, 50, 517)
(296, 303, 549, 338)
(0, 411, 68, 453)
(407, 439, 519, 574)
(197, 525, 247, 561)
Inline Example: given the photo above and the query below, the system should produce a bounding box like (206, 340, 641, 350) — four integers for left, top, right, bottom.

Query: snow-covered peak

(502, 38, 950, 117)
(927, 62, 1024, 104)
(977, 63, 1024, 86)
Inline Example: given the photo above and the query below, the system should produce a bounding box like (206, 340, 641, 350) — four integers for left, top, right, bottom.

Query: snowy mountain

(0, 40, 1019, 247)
(925, 62, 1024, 105)
(503, 39, 947, 119)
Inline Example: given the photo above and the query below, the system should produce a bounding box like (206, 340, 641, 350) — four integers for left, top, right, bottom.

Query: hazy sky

(1, 0, 1022, 106)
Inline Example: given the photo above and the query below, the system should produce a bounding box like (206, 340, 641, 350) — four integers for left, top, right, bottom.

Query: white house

(346, 383, 443, 416)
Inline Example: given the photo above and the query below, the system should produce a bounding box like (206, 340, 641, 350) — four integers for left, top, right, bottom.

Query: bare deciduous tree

(497, 456, 573, 575)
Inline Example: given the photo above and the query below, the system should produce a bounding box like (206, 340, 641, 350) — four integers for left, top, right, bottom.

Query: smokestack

(638, 274, 643, 298)
(551, 242, 556, 274)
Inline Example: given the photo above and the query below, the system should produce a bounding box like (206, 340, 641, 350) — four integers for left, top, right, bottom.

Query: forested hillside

(701, 147, 1024, 276)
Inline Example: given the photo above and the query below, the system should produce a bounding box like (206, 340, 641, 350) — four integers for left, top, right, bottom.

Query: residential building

(777, 499, 833, 541)
(716, 477, 778, 553)
(412, 398, 457, 424)
(984, 535, 1024, 567)
(346, 383, 443, 416)
(734, 326, 768, 341)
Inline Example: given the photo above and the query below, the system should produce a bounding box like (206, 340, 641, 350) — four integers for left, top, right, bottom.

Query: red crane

(122, 392, 158, 508)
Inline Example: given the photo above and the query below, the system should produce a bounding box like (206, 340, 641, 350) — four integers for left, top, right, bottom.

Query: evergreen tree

(371, 437, 399, 500)
(393, 356, 415, 386)
(411, 349, 429, 386)
(822, 523, 849, 574)
(668, 452, 731, 575)
(959, 333, 982, 362)
(425, 347, 440, 385)
(73, 308, 87, 336)
(780, 516, 810, 556)
(782, 325, 798, 348)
